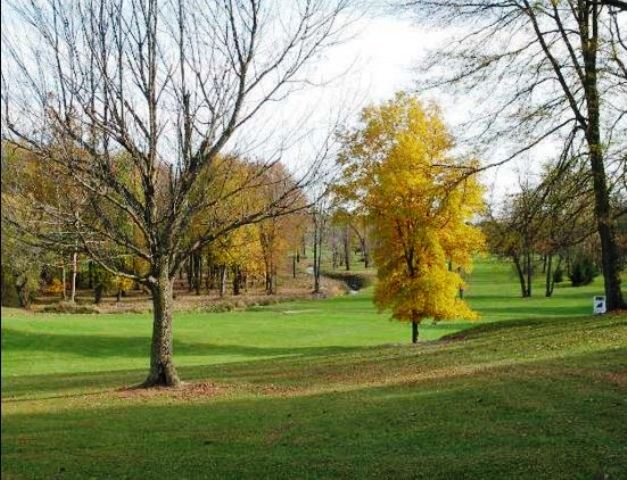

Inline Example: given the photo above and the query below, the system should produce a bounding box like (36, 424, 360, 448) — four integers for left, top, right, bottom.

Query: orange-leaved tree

(337, 92, 485, 342)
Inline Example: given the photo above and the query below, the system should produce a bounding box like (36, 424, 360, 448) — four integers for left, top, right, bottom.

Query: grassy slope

(1, 258, 626, 479)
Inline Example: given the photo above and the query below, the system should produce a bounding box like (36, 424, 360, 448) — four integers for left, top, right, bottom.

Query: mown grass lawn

(2, 258, 626, 479)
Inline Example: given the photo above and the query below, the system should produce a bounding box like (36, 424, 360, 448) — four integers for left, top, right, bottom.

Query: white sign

(593, 296, 606, 315)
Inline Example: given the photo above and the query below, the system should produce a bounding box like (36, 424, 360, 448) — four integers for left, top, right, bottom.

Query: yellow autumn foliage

(338, 92, 485, 324)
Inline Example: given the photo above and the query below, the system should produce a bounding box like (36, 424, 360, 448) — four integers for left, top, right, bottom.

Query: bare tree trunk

(142, 263, 180, 388)
(545, 254, 553, 297)
(195, 253, 202, 296)
(205, 255, 212, 292)
(313, 225, 322, 294)
(61, 265, 67, 301)
(88, 260, 94, 289)
(582, 22, 625, 310)
(525, 250, 532, 297)
(15, 277, 31, 309)
(187, 256, 193, 292)
(343, 225, 350, 271)
(292, 255, 297, 279)
(232, 266, 241, 296)
(513, 255, 528, 298)
(70, 251, 78, 303)
(411, 320, 419, 344)
(265, 270, 273, 295)
(219, 266, 227, 297)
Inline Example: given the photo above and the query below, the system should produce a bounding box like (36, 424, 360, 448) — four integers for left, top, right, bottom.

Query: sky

(274, 9, 525, 203)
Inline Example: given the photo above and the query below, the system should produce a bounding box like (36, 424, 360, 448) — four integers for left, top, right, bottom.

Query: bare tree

(399, 0, 626, 310)
(1, 0, 350, 387)
(311, 188, 332, 294)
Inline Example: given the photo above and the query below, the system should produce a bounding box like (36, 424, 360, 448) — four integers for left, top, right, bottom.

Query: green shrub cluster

(568, 256, 599, 287)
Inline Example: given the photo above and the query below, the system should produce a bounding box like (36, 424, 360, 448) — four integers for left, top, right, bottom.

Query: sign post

(593, 296, 606, 315)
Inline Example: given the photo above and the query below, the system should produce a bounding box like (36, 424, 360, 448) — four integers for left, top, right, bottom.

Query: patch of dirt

(114, 381, 229, 400)
(591, 370, 627, 388)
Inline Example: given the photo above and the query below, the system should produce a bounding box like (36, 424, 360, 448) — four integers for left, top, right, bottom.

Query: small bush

(321, 271, 373, 291)
(568, 256, 599, 287)
(553, 267, 564, 284)
(42, 302, 100, 314)
(45, 278, 65, 295)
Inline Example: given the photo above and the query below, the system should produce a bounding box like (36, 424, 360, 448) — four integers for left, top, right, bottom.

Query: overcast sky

(274, 8, 527, 203)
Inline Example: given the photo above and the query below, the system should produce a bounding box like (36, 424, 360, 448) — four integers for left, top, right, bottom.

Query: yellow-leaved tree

(337, 92, 485, 342)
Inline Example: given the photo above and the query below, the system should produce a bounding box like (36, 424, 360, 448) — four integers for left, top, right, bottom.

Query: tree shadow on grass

(2, 349, 625, 480)
(1, 327, 363, 360)
(475, 303, 589, 318)
(442, 314, 626, 341)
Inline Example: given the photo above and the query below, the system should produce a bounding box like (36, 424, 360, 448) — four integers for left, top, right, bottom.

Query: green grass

(2, 257, 626, 479)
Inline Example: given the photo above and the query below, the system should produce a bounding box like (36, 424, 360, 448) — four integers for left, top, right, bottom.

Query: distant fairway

(2, 258, 626, 479)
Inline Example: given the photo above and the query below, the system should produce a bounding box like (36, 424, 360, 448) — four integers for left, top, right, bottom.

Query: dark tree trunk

(94, 283, 103, 304)
(343, 226, 350, 271)
(186, 256, 193, 292)
(205, 255, 212, 291)
(233, 266, 241, 295)
(313, 227, 322, 294)
(545, 254, 553, 297)
(88, 260, 94, 289)
(194, 253, 202, 296)
(582, 10, 625, 311)
(70, 251, 78, 303)
(265, 270, 274, 295)
(411, 321, 419, 344)
(512, 255, 529, 298)
(292, 255, 297, 279)
(15, 278, 31, 308)
(525, 250, 532, 297)
(141, 264, 180, 388)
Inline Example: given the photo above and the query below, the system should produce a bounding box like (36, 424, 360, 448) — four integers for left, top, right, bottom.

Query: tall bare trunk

(70, 251, 78, 303)
(195, 253, 202, 296)
(343, 225, 350, 271)
(142, 261, 180, 388)
(219, 266, 227, 297)
(582, 6, 625, 311)
(545, 254, 553, 297)
(512, 255, 528, 298)
(61, 266, 67, 301)
(313, 227, 322, 294)
(411, 311, 420, 343)
(525, 250, 532, 297)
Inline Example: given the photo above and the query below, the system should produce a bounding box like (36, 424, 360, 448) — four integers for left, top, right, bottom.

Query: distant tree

(534, 162, 596, 296)
(336, 93, 484, 342)
(311, 189, 333, 295)
(484, 179, 543, 298)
